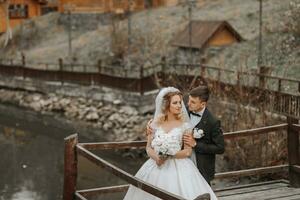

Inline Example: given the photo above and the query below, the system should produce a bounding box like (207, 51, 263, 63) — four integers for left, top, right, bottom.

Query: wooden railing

(63, 118, 300, 200)
(1, 59, 299, 95)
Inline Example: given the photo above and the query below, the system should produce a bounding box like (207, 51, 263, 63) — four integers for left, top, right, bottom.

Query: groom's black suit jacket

(189, 108, 225, 184)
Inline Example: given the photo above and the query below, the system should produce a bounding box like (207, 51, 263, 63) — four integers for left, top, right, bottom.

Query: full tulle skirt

(123, 158, 218, 200)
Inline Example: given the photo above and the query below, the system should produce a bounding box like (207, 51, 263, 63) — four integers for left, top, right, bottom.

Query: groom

(183, 85, 225, 185)
(146, 85, 224, 185)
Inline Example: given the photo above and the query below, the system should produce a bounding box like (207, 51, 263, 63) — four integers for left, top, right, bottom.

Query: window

(9, 4, 29, 19)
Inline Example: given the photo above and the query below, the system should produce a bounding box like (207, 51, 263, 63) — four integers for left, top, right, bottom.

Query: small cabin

(0, 0, 47, 33)
(171, 20, 243, 63)
(172, 20, 243, 50)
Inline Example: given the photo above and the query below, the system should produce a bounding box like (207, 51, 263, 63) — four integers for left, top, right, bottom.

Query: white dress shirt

(190, 107, 206, 128)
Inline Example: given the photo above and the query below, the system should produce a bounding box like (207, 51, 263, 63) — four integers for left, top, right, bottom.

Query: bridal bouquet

(157, 143, 173, 159)
(152, 135, 179, 159)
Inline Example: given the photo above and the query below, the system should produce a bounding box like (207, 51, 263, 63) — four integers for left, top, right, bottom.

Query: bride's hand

(155, 157, 166, 166)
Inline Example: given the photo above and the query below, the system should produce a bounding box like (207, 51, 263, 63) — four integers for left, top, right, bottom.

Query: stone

(30, 102, 42, 111)
(120, 106, 138, 115)
(33, 95, 41, 101)
(86, 112, 99, 121)
(113, 99, 122, 105)
(108, 113, 121, 121)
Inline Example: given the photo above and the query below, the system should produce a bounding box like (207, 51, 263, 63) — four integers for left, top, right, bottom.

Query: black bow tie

(190, 112, 201, 117)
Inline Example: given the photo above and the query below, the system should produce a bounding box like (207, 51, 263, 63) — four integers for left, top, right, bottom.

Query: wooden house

(0, 0, 47, 33)
(171, 20, 243, 62)
(172, 20, 243, 50)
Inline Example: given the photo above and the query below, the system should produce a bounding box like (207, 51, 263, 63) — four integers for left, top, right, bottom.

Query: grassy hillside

(0, 0, 299, 79)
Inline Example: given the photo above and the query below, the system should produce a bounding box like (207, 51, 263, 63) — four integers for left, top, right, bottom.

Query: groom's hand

(145, 119, 153, 136)
(183, 133, 197, 148)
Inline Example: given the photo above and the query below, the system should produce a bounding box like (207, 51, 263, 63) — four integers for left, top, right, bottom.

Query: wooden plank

(218, 186, 300, 200)
(271, 194, 300, 200)
(216, 182, 287, 197)
(215, 165, 289, 179)
(214, 179, 288, 192)
(77, 185, 129, 197)
(76, 145, 187, 200)
(260, 187, 300, 200)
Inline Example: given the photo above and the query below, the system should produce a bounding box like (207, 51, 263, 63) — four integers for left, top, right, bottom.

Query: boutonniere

(193, 128, 204, 139)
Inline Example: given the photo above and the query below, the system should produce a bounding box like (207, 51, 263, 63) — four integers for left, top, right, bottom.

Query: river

(0, 103, 146, 200)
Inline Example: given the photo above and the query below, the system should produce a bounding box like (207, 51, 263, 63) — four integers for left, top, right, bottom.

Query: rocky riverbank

(0, 88, 151, 141)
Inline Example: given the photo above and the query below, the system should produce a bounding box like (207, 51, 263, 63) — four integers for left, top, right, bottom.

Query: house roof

(34, 0, 48, 4)
(171, 20, 243, 49)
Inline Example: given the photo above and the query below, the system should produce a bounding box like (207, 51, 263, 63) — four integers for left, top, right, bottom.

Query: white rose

(193, 128, 204, 139)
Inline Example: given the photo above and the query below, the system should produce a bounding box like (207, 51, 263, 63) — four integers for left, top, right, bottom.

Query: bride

(123, 87, 218, 200)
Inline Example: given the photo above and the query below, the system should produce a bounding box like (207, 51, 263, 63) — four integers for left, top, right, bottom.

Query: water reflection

(0, 104, 146, 200)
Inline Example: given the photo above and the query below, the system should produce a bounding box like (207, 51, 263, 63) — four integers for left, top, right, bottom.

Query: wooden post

(63, 134, 78, 200)
(140, 66, 144, 95)
(21, 53, 26, 66)
(287, 117, 300, 187)
(58, 58, 64, 85)
(258, 66, 270, 89)
(278, 79, 282, 92)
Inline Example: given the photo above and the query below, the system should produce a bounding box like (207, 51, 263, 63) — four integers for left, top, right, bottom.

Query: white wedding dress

(123, 123, 218, 200)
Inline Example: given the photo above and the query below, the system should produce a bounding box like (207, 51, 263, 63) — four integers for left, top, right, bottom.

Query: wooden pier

(63, 118, 300, 200)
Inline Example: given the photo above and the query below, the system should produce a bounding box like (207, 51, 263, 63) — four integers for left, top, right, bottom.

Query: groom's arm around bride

(184, 85, 225, 184)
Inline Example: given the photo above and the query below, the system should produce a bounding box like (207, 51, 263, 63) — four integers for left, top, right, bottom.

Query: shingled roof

(171, 20, 243, 49)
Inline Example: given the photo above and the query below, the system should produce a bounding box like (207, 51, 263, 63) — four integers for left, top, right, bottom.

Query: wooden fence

(0, 60, 299, 118)
(63, 118, 300, 200)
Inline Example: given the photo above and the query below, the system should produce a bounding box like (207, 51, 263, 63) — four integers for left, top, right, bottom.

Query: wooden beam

(224, 124, 288, 138)
(76, 145, 187, 200)
(215, 165, 289, 179)
(63, 134, 78, 200)
(77, 185, 129, 197)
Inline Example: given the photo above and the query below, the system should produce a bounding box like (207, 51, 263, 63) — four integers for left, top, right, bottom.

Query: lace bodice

(151, 123, 190, 156)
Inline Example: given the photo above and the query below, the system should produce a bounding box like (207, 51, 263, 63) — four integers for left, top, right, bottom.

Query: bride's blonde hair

(156, 91, 183, 125)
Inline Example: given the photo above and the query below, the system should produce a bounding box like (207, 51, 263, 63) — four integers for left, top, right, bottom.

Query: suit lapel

(195, 108, 208, 129)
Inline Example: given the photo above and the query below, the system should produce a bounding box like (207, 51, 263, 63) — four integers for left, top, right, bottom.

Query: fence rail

(63, 119, 300, 200)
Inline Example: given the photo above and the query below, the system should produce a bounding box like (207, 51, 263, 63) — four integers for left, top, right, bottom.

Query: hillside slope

(0, 0, 299, 79)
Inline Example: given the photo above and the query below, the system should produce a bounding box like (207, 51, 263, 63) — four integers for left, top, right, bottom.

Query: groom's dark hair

(189, 85, 210, 102)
